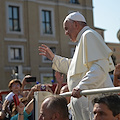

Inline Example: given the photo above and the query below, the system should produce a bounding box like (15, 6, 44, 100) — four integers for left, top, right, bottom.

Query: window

(9, 6, 20, 31)
(8, 45, 24, 62)
(42, 10, 52, 34)
(10, 48, 22, 60)
(70, 0, 79, 4)
(42, 47, 56, 63)
(39, 7, 55, 36)
(41, 73, 53, 84)
(6, 2, 23, 34)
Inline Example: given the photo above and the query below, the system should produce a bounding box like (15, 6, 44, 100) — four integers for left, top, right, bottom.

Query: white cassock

(52, 26, 115, 120)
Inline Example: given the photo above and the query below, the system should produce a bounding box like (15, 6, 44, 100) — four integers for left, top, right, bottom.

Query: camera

(25, 77, 36, 82)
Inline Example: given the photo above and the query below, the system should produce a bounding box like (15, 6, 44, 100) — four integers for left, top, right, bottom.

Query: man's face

(63, 20, 78, 42)
(93, 103, 116, 120)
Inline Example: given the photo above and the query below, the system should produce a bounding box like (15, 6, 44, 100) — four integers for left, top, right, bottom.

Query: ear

(115, 113, 120, 120)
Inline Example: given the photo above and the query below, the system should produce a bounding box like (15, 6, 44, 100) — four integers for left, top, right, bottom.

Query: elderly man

(39, 12, 114, 120)
(93, 94, 120, 120)
(38, 96, 69, 120)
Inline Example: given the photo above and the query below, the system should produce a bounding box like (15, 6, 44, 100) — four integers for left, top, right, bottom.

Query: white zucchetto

(64, 11, 86, 23)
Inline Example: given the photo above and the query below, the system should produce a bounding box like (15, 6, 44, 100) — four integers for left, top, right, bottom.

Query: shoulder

(5, 92, 14, 101)
(83, 28, 102, 40)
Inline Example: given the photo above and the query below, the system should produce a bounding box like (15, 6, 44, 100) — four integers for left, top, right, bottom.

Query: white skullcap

(64, 11, 86, 23)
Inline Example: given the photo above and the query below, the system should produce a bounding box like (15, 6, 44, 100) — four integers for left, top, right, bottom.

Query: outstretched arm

(25, 99, 34, 115)
(21, 75, 32, 91)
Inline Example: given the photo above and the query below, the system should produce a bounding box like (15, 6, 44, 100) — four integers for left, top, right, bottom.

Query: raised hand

(38, 44, 55, 61)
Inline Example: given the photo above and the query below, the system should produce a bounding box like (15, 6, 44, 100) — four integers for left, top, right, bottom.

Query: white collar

(76, 26, 90, 42)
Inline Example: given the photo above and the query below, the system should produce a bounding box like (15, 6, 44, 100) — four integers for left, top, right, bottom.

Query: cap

(64, 11, 86, 23)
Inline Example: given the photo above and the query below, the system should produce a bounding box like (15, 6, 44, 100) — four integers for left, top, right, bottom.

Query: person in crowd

(39, 11, 115, 120)
(38, 96, 69, 120)
(10, 82, 44, 120)
(53, 71, 70, 103)
(93, 94, 120, 120)
(113, 63, 120, 87)
(2, 79, 24, 117)
(2, 75, 38, 118)
(54, 71, 64, 94)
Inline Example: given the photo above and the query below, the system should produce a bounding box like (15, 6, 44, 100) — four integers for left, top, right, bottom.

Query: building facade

(0, 0, 119, 90)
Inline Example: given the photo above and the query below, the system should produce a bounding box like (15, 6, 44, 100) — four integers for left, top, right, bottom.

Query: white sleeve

(5, 92, 14, 101)
(52, 55, 71, 74)
(76, 64, 106, 90)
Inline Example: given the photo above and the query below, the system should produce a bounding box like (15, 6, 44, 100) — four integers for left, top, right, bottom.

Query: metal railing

(59, 87, 120, 96)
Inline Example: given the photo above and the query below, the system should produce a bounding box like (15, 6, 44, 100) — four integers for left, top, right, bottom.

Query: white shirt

(5, 92, 22, 102)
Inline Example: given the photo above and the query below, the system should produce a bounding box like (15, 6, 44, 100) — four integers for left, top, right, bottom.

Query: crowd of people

(0, 11, 120, 120)
(0, 66, 119, 120)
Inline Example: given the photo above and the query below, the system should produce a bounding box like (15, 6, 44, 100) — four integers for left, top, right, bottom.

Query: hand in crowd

(27, 83, 53, 101)
(32, 84, 53, 93)
(21, 75, 32, 88)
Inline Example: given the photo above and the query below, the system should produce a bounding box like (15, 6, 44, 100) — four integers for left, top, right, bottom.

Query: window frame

(70, 0, 79, 4)
(42, 10, 52, 34)
(39, 7, 55, 37)
(6, 2, 24, 34)
(8, 45, 24, 62)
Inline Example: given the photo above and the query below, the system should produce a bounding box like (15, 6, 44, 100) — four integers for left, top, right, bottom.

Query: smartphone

(13, 94, 20, 106)
(25, 77, 36, 82)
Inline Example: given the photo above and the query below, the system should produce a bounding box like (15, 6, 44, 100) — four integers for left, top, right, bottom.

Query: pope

(39, 11, 115, 120)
